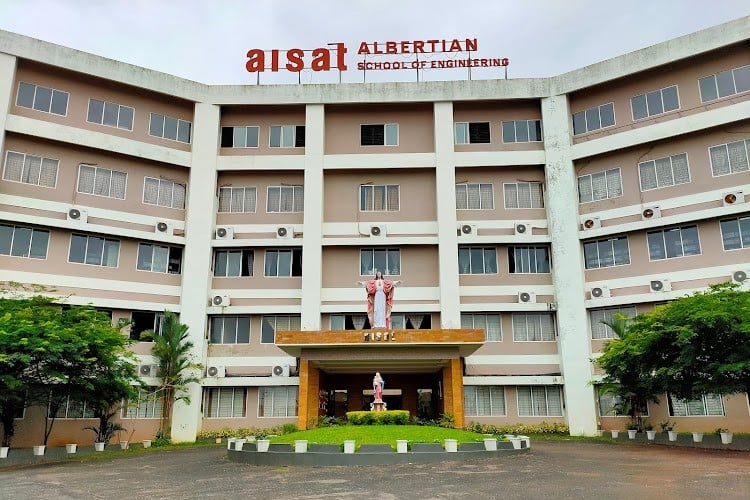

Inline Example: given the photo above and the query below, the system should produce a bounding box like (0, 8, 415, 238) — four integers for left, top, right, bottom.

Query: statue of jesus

(373, 372, 384, 402)
(357, 271, 402, 328)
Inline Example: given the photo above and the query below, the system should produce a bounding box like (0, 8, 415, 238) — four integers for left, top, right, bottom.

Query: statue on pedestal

(370, 372, 387, 412)
(357, 271, 402, 328)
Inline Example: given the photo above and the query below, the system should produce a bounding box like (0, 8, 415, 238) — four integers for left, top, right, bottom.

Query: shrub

(281, 423, 298, 435)
(439, 412, 455, 428)
(308, 415, 346, 428)
(464, 421, 570, 435)
(346, 410, 409, 425)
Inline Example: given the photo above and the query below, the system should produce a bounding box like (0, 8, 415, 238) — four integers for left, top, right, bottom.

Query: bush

(281, 423, 298, 435)
(346, 410, 409, 425)
(464, 421, 569, 436)
(308, 415, 346, 428)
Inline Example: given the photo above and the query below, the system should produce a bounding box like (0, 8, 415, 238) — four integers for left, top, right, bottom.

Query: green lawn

(268, 425, 494, 447)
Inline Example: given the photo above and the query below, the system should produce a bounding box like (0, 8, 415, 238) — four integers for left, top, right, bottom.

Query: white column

(300, 104, 325, 331)
(541, 95, 598, 436)
(170, 102, 220, 442)
(434, 102, 461, 328)
(0, 54, 17, 155)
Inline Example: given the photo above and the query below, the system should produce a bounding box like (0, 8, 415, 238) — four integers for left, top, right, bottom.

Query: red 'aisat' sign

(245, 38, 509, 73)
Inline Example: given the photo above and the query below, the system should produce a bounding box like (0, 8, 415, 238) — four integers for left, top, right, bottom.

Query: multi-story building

(1, 17, 749, 446)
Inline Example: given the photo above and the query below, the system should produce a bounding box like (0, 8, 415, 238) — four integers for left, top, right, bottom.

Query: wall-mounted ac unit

(156, 220, 173, 234)
(514, 222, 531, 235)
(590, 285, 610, 298)
(139, 364, 159, 377)
(272, 364, 290, 377)
(518, 291, 536, 303)
(276, 225, 293, 239)
(650, 279, 672, 292)
(67, 207, 88, 223)
(723, 190, 744, 206)
(732, 270, 748, 283)
(458, 223, 477, 236)
(216, 226, 234, 240)
(370, 224, 387, 237)
(211, 294, 230, 306)
(641, 206, 661, 220)
(582, 217, 601, 230)
(206, 365, 226, 378)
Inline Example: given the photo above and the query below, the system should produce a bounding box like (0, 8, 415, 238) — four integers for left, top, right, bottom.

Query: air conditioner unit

(370, 224, 387, 237)
(518, 291, 536, 303)
(582, 217, 601, 230)
(650, 279, 672, 292)
(139, 364, 159, 377)
(155, 220, 173, 234)
(276, 225, 293, 239)
(590, 285, 610, 299)
(206, 365, 226, 378)
(732, 270, 748, 283)
(67, 207, 88, 223)
(514, 222, 531, 235)
(272, 364, 290, 377)
(723, 190, 744, 206)
(216, 226, 234, 240)
(458, 223, 477, 236)
(641, 206, 661, 220)
(211, 294, 230, 307)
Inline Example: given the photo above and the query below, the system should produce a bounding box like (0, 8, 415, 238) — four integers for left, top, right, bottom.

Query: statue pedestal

(370, 400, 387, 412)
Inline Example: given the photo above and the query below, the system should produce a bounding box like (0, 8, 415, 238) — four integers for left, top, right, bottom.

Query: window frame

(572, 102, 615, 135)
(646, 225, 701, 261)
(269, 125, 305, 148)
(51, 395, 96, 419)
(260, 314, 301, 344)
(264, 248, 303, 277)
(630, 85, 680, 120)
(516, 386, 564, 417)
(136, 242, 182, 274)
(359, 184, 400, 212)
(464, 386, 506, 416)
(2, 150, 59, 188)
(0, 223, 50, 260)
(258, 386, 298, 417)
(209, 315, 251, 344)
(16, 81, 69, 116)
(668, 393, 724, 417)
(501, 119, 542, 143)
(122, 388, 163, 419)
(76, 164, 127, 200)
(508, 246, 551, 274)
(359, 248, 401, 276)
(148, 112, 192, 143)
(698, 64, 750, 103)
(590, 306, 637, 340)
(455, 182, 494, 210)
(512, 313, 556, 342)
(213, 248, 254, 277)
(204, 387, 248, 418)
(68, 233, 120, 268)
(220, 125, 260, 148)
(503, 181, 544, 209)
(708, 139, 750, 177)
(638, 153, 691, 191)
(360, 123, 399, 146)
(583, 235, 631, 269)
(720, 216, 750, 251)
(454, 122, 491, 144)
(461, 312, 502, 342)
(143, 177, 187, 210)
(458, 246, 497, 275)
(577, 167, 623, 204)
(218, 186, 257, 213)
(86, 98, 135, 130)
(266, 185, 304, 213)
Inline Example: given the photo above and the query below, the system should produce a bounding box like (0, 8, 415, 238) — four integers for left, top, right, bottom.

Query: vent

(276, 225, 293, 239)
(641, 206, 661, 220)
(156, 221, 171, 233)
(67, 208, 88, 223)
(514, 222, 531, 235)
(272, 364, 290, 377)
(723, 190, 744, 206)
(212, 294, 230, 306)
(206, 365, 226, 378)
(139, 364, 159, 377)
(650, 279, 672, 292)
(583, 217, 601, 230)
(590, 285, 610, 299)
(459, 223, 477, 236)
(518, 291, 536, 303)
(370, 224, 386, 237)
(733, 270, 748, 283)
(216, 226, 234, 240)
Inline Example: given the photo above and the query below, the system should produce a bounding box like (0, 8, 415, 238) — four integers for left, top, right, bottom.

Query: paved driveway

(2, 441, 748, 499)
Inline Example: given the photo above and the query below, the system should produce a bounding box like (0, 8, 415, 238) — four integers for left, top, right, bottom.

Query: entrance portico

(275, 329, 484, 429)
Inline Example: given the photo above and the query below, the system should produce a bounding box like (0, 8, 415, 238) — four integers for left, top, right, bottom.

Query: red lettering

(386, 41, 397, 54)
(502, 58, 510, 66)
(465, 38, 478, 51)
(246, 49, 265, 72)
(400, 41, 410, 54)
(357, 42, 370, 55)
(270, 49, 280, 71)
(449, 39, 462, 52)
(413, 41, 424, 53)
(286, 49, 304, 72)
(372, 42, 384, 55)
(310, 48, 330, 71)
(334, 43, 347, 70)
(426, 39, 439, 52)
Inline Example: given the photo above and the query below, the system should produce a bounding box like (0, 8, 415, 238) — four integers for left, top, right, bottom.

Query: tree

(596, 283, 750, 408)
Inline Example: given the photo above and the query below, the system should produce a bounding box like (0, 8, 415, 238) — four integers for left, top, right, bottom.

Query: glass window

(266, 185, 303, 212)
(214, 249, 254, 277)
(16, 82, 68, 116)
(3, 151, 59, 188)
(590, 306, 637, 340)
(123, 388, 163, 419)
(361, 124, 399, 146)
(699, 65, 750, 102)
(638, 153, 690, 190)
(209, 316, 251, 344)
(218, 186, 257, 213)
(148, 113, 191, 143)
(204, 388, 247, 418)
(458, 246, 497, 274)
(270, 125, 304, 148)
(220, 126, 260, 148)
(455, 183, 493, 210)
(137, 243, 182, 274)
(461, 313, 502, 341)
(504, 182, 544, 209)
(360, 248, 400, 276)
(583, 236, 630, 269)
(572, 103, 615, 135)
(517, 386, 563, 416)
(258, 386, 298, 417)
(647, 226, 701, 260)
(52, 396, 95, 419)
(709, 139, 750, 176)
(512, 313, 555, 341)
(261, 315, 301, 344)
(264, 249, 302, 277)
(77, 164, 127, 199)
(68, 234, 120, 267)
(669, 393, 724, 416)
(502, 120, 542, 143)
(578, 168, 622, 203)
(360, 184, 399, 211)
(0, 224, 49, 259)
(720, 216, 750, 250)
(464, 386, 506, 416)
(87, 98, 134, 130)
(508, 246, 550, 273)
(143, 177, 186, 209)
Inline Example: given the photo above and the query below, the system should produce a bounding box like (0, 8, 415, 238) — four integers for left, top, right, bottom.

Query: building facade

(1, 17, 749, 446)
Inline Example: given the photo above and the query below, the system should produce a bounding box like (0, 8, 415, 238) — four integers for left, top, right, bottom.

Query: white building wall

(0, 53, 16, 159)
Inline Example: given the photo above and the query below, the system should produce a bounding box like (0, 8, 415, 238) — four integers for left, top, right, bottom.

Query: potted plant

(660, 420, 677, 441)
(716, 428, 733, 445)
(84, 409, 125, 452)
(343, 440, 356, 454)
(610, 429, 620, 438)
(396, 439, 409, 453)
(65, 443, 78, 454)
(692, 431, 704, 442)
(644, 422, 656, 441)
(627, 420, 639, 439)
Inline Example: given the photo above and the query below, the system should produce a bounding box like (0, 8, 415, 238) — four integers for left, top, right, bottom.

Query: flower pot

(294, 440, 308, 453)
(257, 439, 270, 452)
(94, 442, 106, 452)
(596, 430, 604, 437)
(343, 440, 356, 454)
(1, 446, 9, 458)
(234, 439, 246, 451)
(509, 437, 522, 450)
(668, 431, 678, 442)
(444, 439, 458, 452)
(226, 438, 237, 450)
(692, 432, 703, 443)
(720, 432, 733, 445)
(66, 443, 78, 454)
(215, 437, 222, 444)
(610, 430, 620, 438)
(33, 445, 45, 456)
(646, 430, 656, 441)
(483, 438, 498, 451)
(396, 440, 408, 453)
(628, 429, 637, 439)
(119, 441, 129, 450)
(142, 440, 151, 448)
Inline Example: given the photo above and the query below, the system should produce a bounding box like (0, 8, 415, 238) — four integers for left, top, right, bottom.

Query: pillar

(442, 358, 465, 428)
(297, 358, 320, 430)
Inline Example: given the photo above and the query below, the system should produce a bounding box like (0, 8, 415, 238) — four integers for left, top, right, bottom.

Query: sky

(0, 0, 749, 86)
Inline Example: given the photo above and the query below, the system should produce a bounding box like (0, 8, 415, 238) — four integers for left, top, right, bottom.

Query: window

(669, 393, 724, 416)
(503, 182, 544, 208)
(461, 313, 502, 341)
(647, 225, 700, 260)
(391, 313, 430, 329)
(572, 103, 615, 135)
(130, 311, 165, 341)
(517, 386, 563, 416)
(204, 388, 247, 418)
(458, 246, 497, 274)
(137, 243, 182, 274)
(16, 82, 69, 115)
(590, 306, 637, 340)
(77, 164, 127, 199)
(0, 224, 49, 259)
(123, 388, 163, 419)
(709, 139, 750, 176)
(454, 122, 490, 144)
(361, 123, 399, 146)
(638, 153, 690, 190)
(699, 65, 750, 102)
(578, 168, 622, 203)
(210, 316, 251, 344)
(87, 98, 134, 130)
(631, 85, 679, 120)
(69, 234, 119, 267)
(261, 314, 301, 344)
(266, 185, 304, 212)
(360, 248, 400, 276)
(265, 248, 302, 277)
(512, 313, 555, 341)
(258, 386, 298, 417)
(502, 120, 542, 143)
(149, 113, 192, 143)
(597, 386, 648, 416)
(508, 246, 550, 273)
(51, 396, 95, 419)
(464, 386, 506, 416)
(720, 216, 750, 250)
(583, 236, 631, 269)
(3, 150, 58, 188)
(360, 184, 399, 211)
(218, 186, 257, 213)
(456, 183, 493, 210)
(270, 125, 305, 148)
(214, 249, 254, 277)
(220, 126, 260, 148)
(330, 314, 368, 330)
(143, 177, 186, 209)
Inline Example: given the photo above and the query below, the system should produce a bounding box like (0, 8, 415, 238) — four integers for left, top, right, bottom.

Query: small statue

(373, 372, 384, 401)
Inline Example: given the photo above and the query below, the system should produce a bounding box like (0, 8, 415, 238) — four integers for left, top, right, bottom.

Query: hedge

(346, 410, 410, 425)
